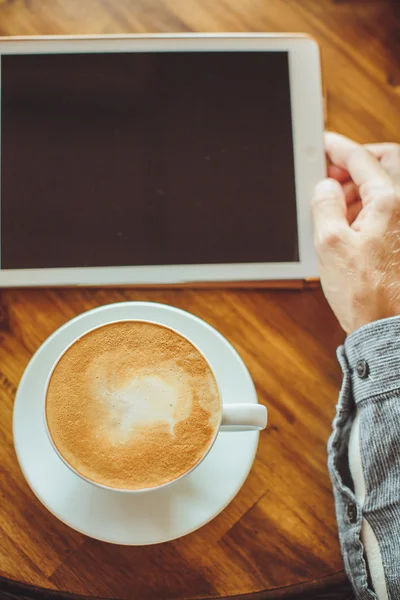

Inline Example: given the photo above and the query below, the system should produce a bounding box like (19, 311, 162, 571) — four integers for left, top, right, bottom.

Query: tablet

(0, 34, 325, 288)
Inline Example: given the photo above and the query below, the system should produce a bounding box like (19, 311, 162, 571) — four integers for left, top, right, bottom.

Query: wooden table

(0, 1, 399, 599)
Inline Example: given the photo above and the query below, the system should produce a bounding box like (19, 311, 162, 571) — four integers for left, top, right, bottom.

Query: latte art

(45, 321, 221, 490)
(90, 359, 196, 440)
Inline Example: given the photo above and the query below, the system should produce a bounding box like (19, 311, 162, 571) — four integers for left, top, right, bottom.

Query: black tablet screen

(0, 51, 298, 269)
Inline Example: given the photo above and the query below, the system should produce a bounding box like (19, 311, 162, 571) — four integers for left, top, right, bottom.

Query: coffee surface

(46, 321, 221, 490)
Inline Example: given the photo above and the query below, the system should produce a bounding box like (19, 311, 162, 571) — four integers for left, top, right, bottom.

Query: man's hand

(311, 133, 400, 334)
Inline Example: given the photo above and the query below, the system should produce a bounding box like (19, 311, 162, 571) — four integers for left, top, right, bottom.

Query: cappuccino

(45, 321, 221, 490)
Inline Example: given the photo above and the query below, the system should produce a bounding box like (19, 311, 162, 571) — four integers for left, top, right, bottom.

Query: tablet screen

(1, 51, 298, 270)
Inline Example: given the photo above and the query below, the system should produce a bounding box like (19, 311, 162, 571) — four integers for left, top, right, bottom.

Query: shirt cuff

(344, 316, 400, 404)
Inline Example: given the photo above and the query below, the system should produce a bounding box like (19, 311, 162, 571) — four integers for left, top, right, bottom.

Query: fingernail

(315, 179, 340, 194)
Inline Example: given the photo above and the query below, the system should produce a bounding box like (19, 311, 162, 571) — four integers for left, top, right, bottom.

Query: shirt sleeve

(328, 316, 400, 600)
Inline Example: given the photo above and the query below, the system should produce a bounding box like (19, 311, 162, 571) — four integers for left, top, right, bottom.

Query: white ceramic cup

(44, 318, 267, 493)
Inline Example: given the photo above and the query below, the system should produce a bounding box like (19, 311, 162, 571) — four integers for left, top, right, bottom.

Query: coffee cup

(44, 318, 267, 493)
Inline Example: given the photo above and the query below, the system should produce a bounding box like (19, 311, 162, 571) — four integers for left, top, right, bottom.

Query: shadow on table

(0, 579, 356, 600)
(295, 579, 355, 600)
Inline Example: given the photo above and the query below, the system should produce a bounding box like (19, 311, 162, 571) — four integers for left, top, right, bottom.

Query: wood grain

(0, 0, 399, 599)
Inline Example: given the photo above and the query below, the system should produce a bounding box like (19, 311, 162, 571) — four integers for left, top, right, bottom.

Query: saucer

(13, 302, 259, 545)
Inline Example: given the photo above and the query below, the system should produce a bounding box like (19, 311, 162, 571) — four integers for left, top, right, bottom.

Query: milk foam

(91, 362, 193, 442)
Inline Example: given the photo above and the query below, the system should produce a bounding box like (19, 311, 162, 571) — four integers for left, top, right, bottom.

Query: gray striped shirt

(329, 317, 400, 599)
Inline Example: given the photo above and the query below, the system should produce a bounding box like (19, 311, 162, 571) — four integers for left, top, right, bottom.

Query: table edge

(0, 571, 348, 600)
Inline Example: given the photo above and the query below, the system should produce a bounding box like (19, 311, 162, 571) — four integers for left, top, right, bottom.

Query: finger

(347, 199, 362, 225)
(325, 133, 394, 189)
(343, 180, 359, 206)
(312, 178, 350, 243)
(359, 183, 398, 233)
(327, 163, 351, 183)
(364, 142, 400, 185)
(353, 202, 390, 236)
(325, 132, 360, 170)
(364, 143, 399, 159)
(346, 147, 391, 189)
(351, 209, 367, 232)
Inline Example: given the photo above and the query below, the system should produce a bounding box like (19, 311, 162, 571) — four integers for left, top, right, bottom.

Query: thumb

(312, 178, 350, 242)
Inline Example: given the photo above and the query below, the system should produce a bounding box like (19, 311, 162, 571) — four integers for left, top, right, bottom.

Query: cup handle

(221, 403, 267, 432)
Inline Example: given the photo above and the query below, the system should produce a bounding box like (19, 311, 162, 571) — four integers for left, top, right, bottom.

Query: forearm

(328, 317, 400, 600)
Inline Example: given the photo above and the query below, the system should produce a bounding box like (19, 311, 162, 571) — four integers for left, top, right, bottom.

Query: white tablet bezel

(0, 33, 325, 287)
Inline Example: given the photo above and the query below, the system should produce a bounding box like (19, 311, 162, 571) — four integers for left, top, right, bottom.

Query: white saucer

(13, 302, 259, 545)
